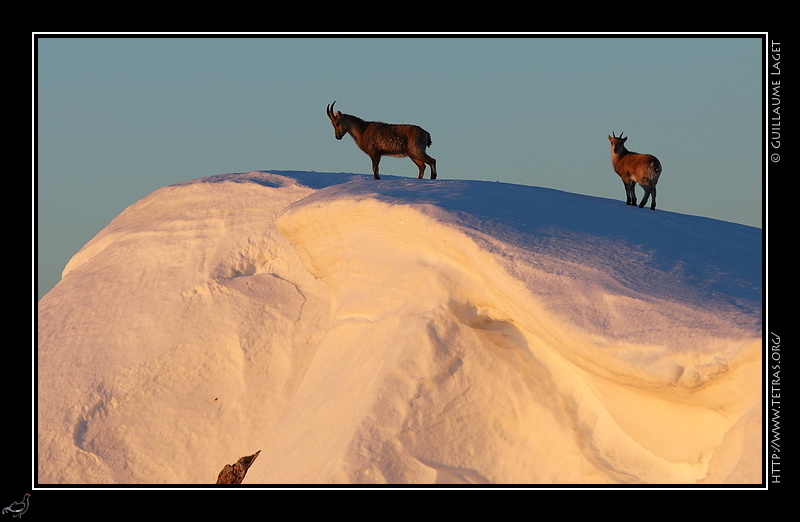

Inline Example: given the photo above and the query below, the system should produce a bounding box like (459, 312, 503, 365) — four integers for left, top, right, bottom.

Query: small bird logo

(2, 493, 29, 518)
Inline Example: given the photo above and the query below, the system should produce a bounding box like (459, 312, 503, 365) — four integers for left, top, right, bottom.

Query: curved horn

(327, 101, 337, 120)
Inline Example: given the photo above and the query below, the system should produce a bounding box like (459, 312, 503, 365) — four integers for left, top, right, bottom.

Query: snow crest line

(38, 171, 762, 485)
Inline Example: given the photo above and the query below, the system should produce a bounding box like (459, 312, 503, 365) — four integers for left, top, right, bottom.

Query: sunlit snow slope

(37, 171, 762, 485)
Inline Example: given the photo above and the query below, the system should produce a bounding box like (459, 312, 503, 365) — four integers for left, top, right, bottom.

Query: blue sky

(36, 34, 765, 299)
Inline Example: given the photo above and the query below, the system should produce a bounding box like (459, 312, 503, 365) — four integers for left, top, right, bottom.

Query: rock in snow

(37, 171, 762, 485)
(216, 451, 261, 484)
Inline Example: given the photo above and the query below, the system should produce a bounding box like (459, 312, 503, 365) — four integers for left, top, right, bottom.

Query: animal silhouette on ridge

(327, 101, 437, 180)
(608, 132, 662, 210)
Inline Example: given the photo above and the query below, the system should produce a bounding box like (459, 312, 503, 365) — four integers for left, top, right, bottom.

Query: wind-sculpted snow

(37, 171, 762, 485)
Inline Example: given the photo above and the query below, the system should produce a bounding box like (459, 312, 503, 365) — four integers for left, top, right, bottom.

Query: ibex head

(608, 131, 627, 153)
(327, 101, 346, 140)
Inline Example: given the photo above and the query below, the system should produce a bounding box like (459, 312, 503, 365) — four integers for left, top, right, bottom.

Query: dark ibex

(608, 132, 662, 210)
(326, 101, 437, 180)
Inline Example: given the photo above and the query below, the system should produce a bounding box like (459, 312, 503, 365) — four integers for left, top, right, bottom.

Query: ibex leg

(638, 189, 649, 209)
(623, 180, 637, 206)
(640, 185, 656, 210)
(411, 158, 426, 179)
(428, 156, 437, 180)
(412, 155, 437, 180)
(370, 155, 381, 180)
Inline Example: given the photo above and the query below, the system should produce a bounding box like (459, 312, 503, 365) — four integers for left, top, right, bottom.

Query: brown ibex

(326, 101, 437, 180)
(608, 132, 662, 210)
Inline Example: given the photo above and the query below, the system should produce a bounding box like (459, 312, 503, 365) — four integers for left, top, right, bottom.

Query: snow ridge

(38, 171, 762, 485)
